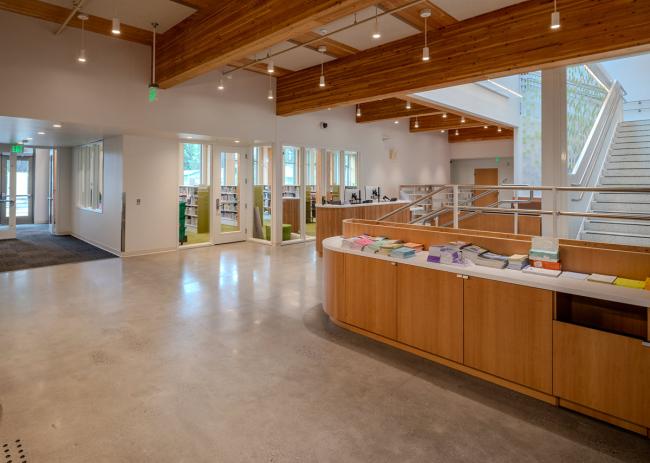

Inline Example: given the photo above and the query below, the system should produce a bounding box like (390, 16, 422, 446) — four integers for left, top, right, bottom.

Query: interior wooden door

(397, 265, 463, 362)
(473, 168, 499, 207)
(343, 254, 397, 339)
(463, 277, 553, 393)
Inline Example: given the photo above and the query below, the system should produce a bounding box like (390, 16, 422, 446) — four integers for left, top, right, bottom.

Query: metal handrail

(377, 185, 450, 221)
(409, 188, 500, 225)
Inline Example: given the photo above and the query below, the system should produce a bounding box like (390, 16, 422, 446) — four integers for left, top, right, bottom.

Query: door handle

(215, 198, 220, 210)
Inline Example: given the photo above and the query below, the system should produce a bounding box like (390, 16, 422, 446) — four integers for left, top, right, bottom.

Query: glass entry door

(213, 148, 247, 244)
(0, 152, 17, 239)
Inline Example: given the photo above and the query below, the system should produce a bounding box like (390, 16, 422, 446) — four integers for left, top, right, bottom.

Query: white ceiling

(0, 116, 117, 147)
(42, 0, 196, 33)
(428, 0, 528, 21)
(600, 53, 650, 102)
(248, 41, 336, 72)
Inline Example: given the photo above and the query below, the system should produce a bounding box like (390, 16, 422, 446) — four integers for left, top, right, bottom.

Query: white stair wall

(581, 119, 650, 246)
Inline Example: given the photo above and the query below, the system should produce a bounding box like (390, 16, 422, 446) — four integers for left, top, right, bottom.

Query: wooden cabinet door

(554, 321, 650, 427)
(463, 277, 553, 393)
(343, 254, 397, 339)
(397, 266, 463, 362)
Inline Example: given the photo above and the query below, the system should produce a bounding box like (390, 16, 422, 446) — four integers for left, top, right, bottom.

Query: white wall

(122, 135, 179, 255)
(277, 107, 451, 197)
(34, 148, 49, 224)
(70, 137, 123, 254)
(450, 139, 514, 160)
(450, 157, 514, 185)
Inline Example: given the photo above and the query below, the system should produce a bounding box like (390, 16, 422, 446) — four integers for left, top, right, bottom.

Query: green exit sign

(11, 144, 24, 154)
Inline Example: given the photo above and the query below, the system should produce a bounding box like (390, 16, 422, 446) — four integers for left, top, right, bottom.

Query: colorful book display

(428, 244, 464, 264)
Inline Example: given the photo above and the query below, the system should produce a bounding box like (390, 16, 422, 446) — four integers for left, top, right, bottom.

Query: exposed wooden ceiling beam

(228, 58, 292, 77)
(356, 97, 441, 123)
(378, 0, 456, 30)
(289, 31, 359, 59)
(447, 126, 514, 143)
(409, 114, 485, 132)
(277, 0, 650, 116)
(0, 0, 152, 45)
(156, 0, 377, 89)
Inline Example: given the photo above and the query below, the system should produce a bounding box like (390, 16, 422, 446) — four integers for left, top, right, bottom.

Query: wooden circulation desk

(315, 201, 410, 255)
(323, 219, 650, 436)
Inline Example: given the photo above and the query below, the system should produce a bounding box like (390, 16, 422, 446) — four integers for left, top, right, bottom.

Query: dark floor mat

(0, 225, 117, 273)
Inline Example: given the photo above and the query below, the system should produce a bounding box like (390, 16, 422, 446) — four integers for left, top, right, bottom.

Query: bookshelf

(179, 185, 199, 229)
(220, 185, 239, 226)
(399, 184, 447, 221)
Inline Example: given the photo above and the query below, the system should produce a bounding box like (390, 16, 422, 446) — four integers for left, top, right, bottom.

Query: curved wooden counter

(323, 233, 650, 437)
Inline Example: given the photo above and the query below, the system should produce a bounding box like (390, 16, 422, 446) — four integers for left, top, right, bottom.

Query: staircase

(581, 119, 650, 246)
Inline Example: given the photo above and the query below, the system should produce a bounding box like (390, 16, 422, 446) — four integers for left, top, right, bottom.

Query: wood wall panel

(277, 0, 650, 115)
(323, 248, 345, 320)
(282, 198, 301, 233)
(448, 126, 514, 142)
(410, 113, 484, 132)
(357, 98, 441, 123)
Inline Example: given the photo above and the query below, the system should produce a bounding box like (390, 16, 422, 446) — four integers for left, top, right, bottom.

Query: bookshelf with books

(220, 185, 239, 226)
(179, 185, 199, 230)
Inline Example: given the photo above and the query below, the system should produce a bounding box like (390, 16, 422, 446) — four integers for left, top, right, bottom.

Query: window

(183, 143, 203, 186)
(344, 151, 358, 187)
(283, 146, 299, 186)
(76, 141, 103, 212)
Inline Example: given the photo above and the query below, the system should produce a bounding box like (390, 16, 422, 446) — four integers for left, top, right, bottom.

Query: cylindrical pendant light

(420, 9, 431, 62)
(267, 74, 274, 100)
(112, 17, 121, 35)
(551, 0, 560, 29)
(148, 23, 159, 102)
(218, 74, 225, 91)
(77, 14, 88, 63)
(356, 105, 361, 117)
(455, 130, 459, 136)
(406, 101, 411, 110)
(319, 45, 326, 88)
(461, 116, 466, 123)
(414, 117, 419, 129)
(372, 7, 381, 39)
(498, 126, 502, 133)
(442, 112, 447, 118)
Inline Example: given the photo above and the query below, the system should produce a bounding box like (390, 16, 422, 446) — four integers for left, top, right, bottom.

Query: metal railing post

(513, 190, 519, 235)
(552, 187, 558, 238)
(453, 185, 459, 229)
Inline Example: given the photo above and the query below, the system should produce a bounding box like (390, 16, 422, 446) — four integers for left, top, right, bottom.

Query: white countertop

(316, 200, 410, 209)
(323, 236, 650, 308)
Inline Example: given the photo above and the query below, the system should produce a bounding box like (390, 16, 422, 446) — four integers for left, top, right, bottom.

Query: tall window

(76, 141, 103, 212)
(182, 143, 203, 186)
(344, 151, 358, 187)
(283, 146, 299, 186)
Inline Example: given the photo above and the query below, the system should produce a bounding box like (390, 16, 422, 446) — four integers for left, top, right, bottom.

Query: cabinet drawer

(553, 321, 650, 427)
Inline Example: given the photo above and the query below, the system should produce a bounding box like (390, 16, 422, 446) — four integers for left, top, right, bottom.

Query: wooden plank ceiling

(356, 97, 442, 123)
(155, 0, 378, 88)
(447, 126, 514, 143)
(409, 113, 485, 132)
(276, 0, 650, 115)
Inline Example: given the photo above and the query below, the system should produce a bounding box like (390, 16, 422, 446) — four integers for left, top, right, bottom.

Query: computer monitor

(365, 186, 381, 202)
(344, 187, 362, 204)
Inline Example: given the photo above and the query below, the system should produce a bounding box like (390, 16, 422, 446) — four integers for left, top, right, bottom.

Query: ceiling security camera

(320, 122, 328, 129)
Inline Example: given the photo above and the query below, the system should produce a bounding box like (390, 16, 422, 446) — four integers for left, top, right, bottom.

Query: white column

(541, 67, 569, 237)
(271, 140, 283, 245)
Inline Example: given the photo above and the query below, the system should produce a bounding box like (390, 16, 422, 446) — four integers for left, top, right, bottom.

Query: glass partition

(304, 148, 319, 240)
(282, 146, 301, 241)
(326, 150, 340, 201)
(179, 143, 210, 246)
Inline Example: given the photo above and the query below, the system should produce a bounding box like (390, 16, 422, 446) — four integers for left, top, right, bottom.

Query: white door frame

(0, 152, 17, 240)
(212, 146, 248, 245)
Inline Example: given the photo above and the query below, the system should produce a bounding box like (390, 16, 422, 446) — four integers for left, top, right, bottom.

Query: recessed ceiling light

(234, 139, 240, 143)
(442, 113, 447, 119)
(187, 136, 193, 139)
(53, 124, 62, 128)
(394, 120, 399, 124)
(38, 131, 46, 135)
(483, 125, 488, 129)
(440, 130, 444, 133)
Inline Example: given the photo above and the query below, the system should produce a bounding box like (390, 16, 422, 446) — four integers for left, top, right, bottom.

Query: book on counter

(613, 277, 646, 289)
(362, 240, 385, 254)
(341, 236, 373, 251)
(403, 242, 424, 252)
(522, 266, 561, 277)
(428, 244, 464, 264)
(587, 273, 617, 284)
(474, 252, 508, 269)
(530, 259, 562, 271)
(390, 247, 417, 259)
(559, 271, 589, 280)
(507, 254, 529, 270)
(378, 241, 404, 255)
(460, 245, 487, 263)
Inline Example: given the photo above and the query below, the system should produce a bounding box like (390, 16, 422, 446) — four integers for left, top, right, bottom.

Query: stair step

(620, 119, 650, 128)
(617, 126, 650, 134)
(612, 141, 650, 149)
(606, 161, 650, 169)
(607, 153, 650, 162)
(592, 202, 650, 213)
(600, 176, 650, 185)
(604, 168, 650, 177)
(615, 135, 650, 143)
(594, 192, 650, 203)
(584, 219, 650, 235)
(581, 230, 650, 247)
(610, 149, 650, 157)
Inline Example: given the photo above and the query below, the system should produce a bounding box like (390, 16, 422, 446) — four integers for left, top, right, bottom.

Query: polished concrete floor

(0, 242, 649, 462)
